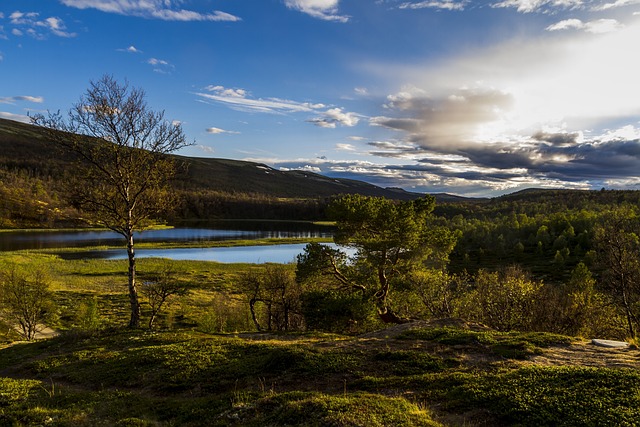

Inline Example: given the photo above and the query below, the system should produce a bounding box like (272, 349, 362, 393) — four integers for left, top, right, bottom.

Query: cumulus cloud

(308, 108, 360, 128)
(373, 87, 515, 149)
(59, 0, 241, 22)
(9, 11, 76, 38)
(284, 0, 349, 22)
(385, 18, 640, 139)
(196, 85, 327, 115)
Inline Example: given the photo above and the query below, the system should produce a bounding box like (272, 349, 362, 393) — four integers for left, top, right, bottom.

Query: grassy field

(0, 322, 639, 426)
(0, 249, 266, 334)
(1, 250, 640, 426)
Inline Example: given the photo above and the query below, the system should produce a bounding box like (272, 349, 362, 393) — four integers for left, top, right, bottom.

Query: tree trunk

(249, 298, 262, 331)
(622, 287, 635, 338)
(127, 231, 141, 328)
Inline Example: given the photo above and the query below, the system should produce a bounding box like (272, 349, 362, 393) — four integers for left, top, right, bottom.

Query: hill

(0, 118, 425, 201)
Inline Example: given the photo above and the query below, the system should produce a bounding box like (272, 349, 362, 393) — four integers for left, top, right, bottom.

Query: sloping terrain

(0, 118, 423, 200)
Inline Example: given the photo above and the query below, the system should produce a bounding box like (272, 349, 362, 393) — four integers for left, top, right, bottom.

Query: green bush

(301, 290, 376, 333)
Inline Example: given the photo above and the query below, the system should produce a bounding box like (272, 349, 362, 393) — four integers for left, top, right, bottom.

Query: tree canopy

(297, 194, 457, 323)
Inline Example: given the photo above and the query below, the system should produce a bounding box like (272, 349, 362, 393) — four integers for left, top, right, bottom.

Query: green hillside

(0, 118, 422, 200)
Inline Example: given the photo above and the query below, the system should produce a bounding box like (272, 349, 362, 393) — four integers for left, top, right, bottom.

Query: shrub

(301, 290, 376, 334)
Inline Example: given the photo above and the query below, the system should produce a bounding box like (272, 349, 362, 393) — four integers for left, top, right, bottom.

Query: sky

(1, 0, 640, 197)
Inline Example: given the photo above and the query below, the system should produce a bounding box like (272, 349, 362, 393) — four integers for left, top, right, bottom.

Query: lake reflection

(58, 243, 317, 264)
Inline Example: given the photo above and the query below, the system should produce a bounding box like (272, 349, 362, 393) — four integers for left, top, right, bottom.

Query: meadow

(1, 249, 640, 426)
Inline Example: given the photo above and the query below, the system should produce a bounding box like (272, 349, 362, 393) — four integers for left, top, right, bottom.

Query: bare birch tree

(32, 75, 190, 328)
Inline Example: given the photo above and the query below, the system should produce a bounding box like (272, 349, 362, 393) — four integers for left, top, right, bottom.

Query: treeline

(437, 190, 640, 280)
(0, 168, 80, 228)
(172, 190, 329, 221)
(0, 165, 333, 227)
(238, 197, 640, 341)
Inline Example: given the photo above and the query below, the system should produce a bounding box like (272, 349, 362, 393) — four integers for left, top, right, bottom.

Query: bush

(0, 267, 57, 340)
(301, 290, 376, 334)
(458, 266, 542, 332)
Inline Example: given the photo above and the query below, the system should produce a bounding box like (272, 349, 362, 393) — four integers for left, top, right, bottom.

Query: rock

(591, 339, 629, 348)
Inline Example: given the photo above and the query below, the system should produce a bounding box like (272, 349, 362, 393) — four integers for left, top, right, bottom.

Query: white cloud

(308, 108, 360, 128)
(546, 18, 623, 33)
(0, 95, 44, 104)
(197, 85, 326, 114)
(284, 0, 349, 22)
(336, 143, 357, 151)
(9, 10, 76, 38)
(206, 127, 240, 135)
(593, 0, 640, 11)
(118, 45, 142, 53)
(385, 18, 640, 142)
(299, 165, 323, 172)
(204, 86, 248, 98)
(399, 1, 468, 11)
(0, 111, 30, 123)
(59, 0, 241, 22)
(491, 0, 585, 13)
(147, 57, 174, 73)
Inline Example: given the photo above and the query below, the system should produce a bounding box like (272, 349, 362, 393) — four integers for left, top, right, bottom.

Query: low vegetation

(0, 322, 639, 426)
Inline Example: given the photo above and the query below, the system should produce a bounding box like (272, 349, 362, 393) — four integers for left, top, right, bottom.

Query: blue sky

(1, 0, 640, 197)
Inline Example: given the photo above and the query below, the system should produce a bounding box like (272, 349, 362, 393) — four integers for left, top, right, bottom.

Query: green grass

(0, 327, 638, 426)
(0, 251, 265, 330)
(399, 327, 574, 359)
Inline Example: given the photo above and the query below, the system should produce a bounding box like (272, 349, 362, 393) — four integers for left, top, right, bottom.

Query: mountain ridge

(0, 118, 448, 201)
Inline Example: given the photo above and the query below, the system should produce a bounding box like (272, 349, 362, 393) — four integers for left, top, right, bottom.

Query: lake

(57, 243, 325, 264)
(0, 222, 337, 263)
